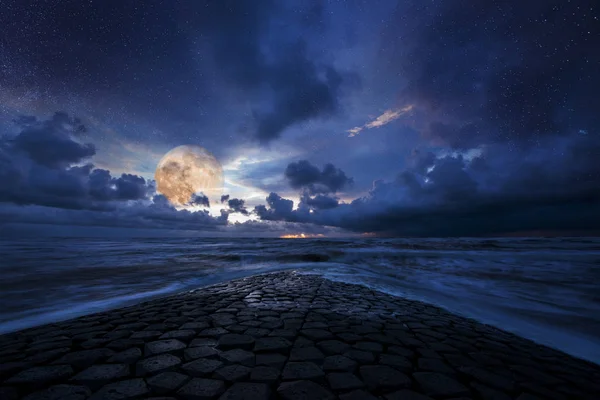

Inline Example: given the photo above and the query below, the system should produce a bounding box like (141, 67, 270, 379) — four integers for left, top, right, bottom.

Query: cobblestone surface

(1, 271, 599, 399)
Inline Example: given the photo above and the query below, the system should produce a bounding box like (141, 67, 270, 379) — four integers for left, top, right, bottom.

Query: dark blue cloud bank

(0, 113, 227, 231)
(0, 0, 598, 236)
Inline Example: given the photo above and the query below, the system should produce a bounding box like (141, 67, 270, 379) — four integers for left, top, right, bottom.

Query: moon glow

(154, 145, 224, 206)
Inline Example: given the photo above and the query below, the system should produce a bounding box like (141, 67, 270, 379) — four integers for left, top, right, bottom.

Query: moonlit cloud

(347, 105, 414, 137)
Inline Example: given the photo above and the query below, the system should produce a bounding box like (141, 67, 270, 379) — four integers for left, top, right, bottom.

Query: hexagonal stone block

(180, 322, 210, 332)
(220, 349, 255, 366)
(303, 322, 329, 329)
(290, 347, 324, 363)
(383, 389, 434, 400)
(214, 364, 252, 382)
(471, 381, 511, 400)
(104, 330, 132, 341)
(106, 339, 143, 351)
(327, 372, 365, 391)
(144, 339, 186, 356)
(359, 365, 411, 391)
(108, 347, 142, 364)
(184, 346, 220, 361)
(160, 330, 196, 340)
(7, 365, 74, 389)
(22, 384, 91, 400)
(147, 371, 190, 394)
(219, 382, 271, 400)
(190, 338, 218, 347)
(181, 358, 223, 377)
(387, 346, 414, 358)
(89, 378, 149, 400)
(240, 320, 262, 327)
(336, 333, 363, 343)
(244, 328, 271, 338)
(256, 353, 287, 369)
(343, 350, 376, 364)
(218, 334, 255, 350)
(199, 328, 229, 337)
(458, 366, 516, 392)
(417, 357, 455, 375)
(301, 329, 334, 341)
(70, 364, 130, 390)
(131, 331, 163, 340)
(254, 337, 292, 353)
(225, 324, 248, 333)
(282, 362, 325, 381)
(317, 340, 351, 356)
(277, 380, 335, 400)
(177, 378, 226, 400)
(52, 348, 115, 369)
(323, 355, 358, 372)
(413, 372, 470, 398)
(28, 339, 72, 352)
(293, 337, 314, 348)
(251, 366, 280, 384)
(339, 389, 379, 400)
(24, 347, 71, 364)
(136, 354, 181, 376)
(379, 354, 412, 372)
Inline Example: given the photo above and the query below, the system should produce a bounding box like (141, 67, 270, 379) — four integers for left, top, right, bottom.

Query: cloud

(11, 112, 95, 168)
(284, 160, 353, 194)
(254, 57, 346, 143)
(0, 113, 227, 229)
(301, 193, 339, 210)
(347, 105, 414, 137)
(0, 114, 149, 210)
(0, 197, 228, 232)
(227, 198, 248, 215)
(254, 193, 295, 221)
(189, 193, 210, 208)
(175, 2, 354, 144)
(254, 132, 600, 236)
(220, 194, 230, 203)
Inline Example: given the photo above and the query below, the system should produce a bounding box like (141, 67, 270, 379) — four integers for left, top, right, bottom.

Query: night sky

(1, 0, 599, 237)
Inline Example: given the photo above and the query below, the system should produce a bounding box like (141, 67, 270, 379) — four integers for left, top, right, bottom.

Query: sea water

(1, 236, 599, 364)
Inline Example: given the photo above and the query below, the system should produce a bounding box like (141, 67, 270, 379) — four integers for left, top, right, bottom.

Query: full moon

(154, 145, 224, 206)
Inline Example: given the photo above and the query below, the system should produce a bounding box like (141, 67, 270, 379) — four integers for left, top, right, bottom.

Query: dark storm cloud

(189, 193, 210, 208)
(253, 58, 345, 143)
(220, 194, 230, 204)
(227, 198, 248, 215)
(301, 193, 340, 210)
(0, 113, 228, 229)
(0, 113, 154, 209)
(254, 193, 295, 221)
(385, 0, 599, 147)
(11, 112, 94, 169)
(1, 1, 354, 144)
(0, 196, 228, 232)
(255, 132, 600, 235)
(284, 160, 353, 194)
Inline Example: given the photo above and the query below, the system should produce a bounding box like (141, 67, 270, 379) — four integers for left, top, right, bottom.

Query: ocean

(1, 236, 599, 365)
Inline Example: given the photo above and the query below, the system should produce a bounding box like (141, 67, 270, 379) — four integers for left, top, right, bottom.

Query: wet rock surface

(1, 271, 599, 399)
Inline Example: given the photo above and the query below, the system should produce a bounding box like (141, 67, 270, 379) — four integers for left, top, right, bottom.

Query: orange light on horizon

(280, 233, 325, 239)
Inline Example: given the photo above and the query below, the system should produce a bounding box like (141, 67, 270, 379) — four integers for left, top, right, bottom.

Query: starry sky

(0, 0, 599, 237)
